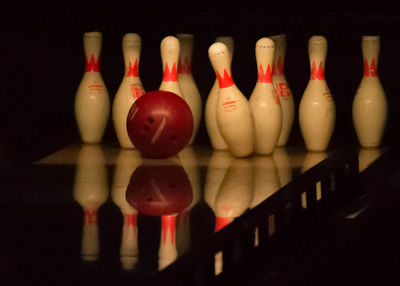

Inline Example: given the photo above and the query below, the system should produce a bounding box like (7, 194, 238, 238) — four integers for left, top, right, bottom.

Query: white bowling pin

(249, 37, 282, 155)
(272, 147, 293, 187)
(205, 37, 234, 151)
(352, 36, 387, 148)
(159, 36, 184, 98)
(177, 34, 202, 145)
(299, 35, 335, 151)
(270, 34, 295, 146)
(208, 42, 254, 157)
(159, 214, 178, 270)
(73, 144, 109, 261)
(358, 147, 381, 172)
(112, 33, 145, 149)
(75, 32, 110, 144)
(111, 149, 142, 270)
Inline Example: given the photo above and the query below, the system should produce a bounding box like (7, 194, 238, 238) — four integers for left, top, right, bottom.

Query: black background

(0, 3, 400, 285)
(1, 1, 399, 162)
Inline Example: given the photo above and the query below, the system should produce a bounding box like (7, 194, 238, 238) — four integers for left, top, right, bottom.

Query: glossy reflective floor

(0, 144, 383, 285)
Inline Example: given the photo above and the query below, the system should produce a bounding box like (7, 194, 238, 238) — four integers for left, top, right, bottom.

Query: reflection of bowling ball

(126, 91, 193, 158)
(126, 164, 193, 216)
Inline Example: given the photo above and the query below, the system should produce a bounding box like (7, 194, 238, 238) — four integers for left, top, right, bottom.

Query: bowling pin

(208, 42, 254, 157)
(299, 35, 335, 152)
(73, 144, 109, 261)
(159, 36, 184, 98)
(272, 147, 293, 187)
(352, 36, 387, 148)
(111, 149, 142, 270)
(358, 147, 381, 172)
(159, 214, 178, 270)
(75, 32, 110, 144)
(112, 33, 145, 149)
(177, 34, 202, 145)
(205, 36, 234, 151)
(270, 34, 295, 146)
(249, 37, 282, 155)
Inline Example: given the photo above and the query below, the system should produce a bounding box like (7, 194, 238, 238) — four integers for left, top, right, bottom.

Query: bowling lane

(0, 144, 382, 285)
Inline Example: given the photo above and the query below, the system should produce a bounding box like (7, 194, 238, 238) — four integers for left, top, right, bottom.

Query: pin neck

(85, 54, 100, 72)
(272, 57, 285, 76)
(126, 58, 139, 77)
(178, 56, 192, 74)
(363, 58, 378, 77)
(216, 69, 234, 88)
(257, 64, 273, 83)
(162, 62, 178, 82)
(310, 60, 325, 80)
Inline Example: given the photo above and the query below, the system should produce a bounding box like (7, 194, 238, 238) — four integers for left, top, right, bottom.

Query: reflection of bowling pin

(204, 150, 233, 211)
(159, 215, 178, 270)
(249, 37, 282, 155)
(75, 32, 110, 144)
(273, 147, 292, 187)
(208, 42, 254, 157)
(111, 149, 142, 270)
(204, 151, 232, 272)
(299, 36, 335, 151)
(301, 151, 328, 173)
(270, 34, 295, 146)
(213, 158, 252, 275)
(73, 144, 109, 261)
(113, 33, 145, 149)
(177, 34, 202, 146)
(250, 156, 280, 208)
(214, 158, 253, 231)
(358, 147, 381, 172)
(159, 36, 184, 98)
(301, 151, 327, 207)
(205, 37, 234, 151)
(176, 147, 201, 255)
(353, 36, 387, 148)
(250, 156, 280, 245)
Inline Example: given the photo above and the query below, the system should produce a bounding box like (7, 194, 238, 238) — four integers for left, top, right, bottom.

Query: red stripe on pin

(217, 69, 234, 88)
(86, 54, 100, 72)
(163, 62, 178, 82)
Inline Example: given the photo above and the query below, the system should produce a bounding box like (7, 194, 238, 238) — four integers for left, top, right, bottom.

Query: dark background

(1, 1, 399, 163)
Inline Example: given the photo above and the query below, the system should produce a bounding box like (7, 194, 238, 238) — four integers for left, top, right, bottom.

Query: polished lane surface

(0, 144, 379, 285)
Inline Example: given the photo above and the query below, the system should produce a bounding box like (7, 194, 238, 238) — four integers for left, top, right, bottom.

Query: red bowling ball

(126, 90, 193, 158)
(125, 164, 193, 216)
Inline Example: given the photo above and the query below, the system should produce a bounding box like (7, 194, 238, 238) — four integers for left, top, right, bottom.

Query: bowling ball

(125, 164, 193, 216)
(126, 90, 193, 158)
